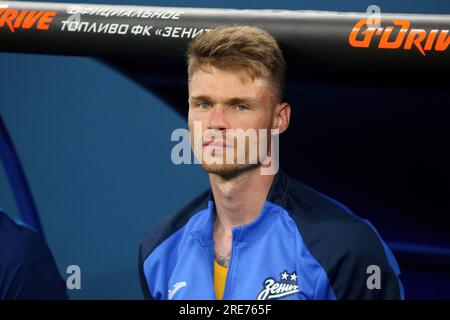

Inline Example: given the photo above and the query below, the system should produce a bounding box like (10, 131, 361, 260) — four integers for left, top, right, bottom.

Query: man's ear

(273, 102, 291, 134)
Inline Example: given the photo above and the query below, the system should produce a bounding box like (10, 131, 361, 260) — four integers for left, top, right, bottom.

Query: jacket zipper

(195, 236, 216, 299)
(221, 228, 240, 300)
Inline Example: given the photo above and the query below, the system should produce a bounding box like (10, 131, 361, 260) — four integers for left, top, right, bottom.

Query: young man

(139, 26, 403, 300)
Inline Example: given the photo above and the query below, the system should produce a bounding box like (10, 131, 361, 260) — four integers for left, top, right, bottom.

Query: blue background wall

(1, 0, 449, 299)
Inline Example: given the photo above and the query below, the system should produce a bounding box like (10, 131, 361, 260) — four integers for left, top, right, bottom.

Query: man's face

(188, 65, 279, 177)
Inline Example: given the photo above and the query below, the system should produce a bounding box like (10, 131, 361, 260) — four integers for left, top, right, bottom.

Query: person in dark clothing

(0, 210, 67, 299)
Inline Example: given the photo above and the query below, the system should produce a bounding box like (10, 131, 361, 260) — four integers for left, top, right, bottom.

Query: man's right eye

(197, 103, 210, 109)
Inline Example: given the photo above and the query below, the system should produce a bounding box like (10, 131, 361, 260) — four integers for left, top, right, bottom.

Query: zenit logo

(0, 4, 57, 33)
(349, 19, 450, 56)
(256, 270, 299, 300)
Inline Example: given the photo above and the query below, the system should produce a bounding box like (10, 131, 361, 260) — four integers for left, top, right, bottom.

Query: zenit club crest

(256, 270, 300, 300)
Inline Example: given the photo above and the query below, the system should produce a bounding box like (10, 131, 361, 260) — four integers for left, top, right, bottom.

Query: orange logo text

(0, 8, 57, 33)
(349, 19, 449, 56)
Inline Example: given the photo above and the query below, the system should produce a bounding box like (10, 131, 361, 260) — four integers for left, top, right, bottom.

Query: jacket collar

(266, 168, 289, 208)
(195, 169, 290, 245)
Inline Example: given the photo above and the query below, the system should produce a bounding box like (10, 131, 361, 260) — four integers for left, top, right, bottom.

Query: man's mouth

(202, 140, 233, 149)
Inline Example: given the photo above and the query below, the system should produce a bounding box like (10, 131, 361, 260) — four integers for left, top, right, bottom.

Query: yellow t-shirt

(214, 260, 228, 300)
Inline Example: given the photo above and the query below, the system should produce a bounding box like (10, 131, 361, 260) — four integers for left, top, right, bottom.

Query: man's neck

(210, 167, 275, 235)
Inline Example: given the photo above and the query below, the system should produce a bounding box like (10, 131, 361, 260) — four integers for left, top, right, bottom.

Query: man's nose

(208, 105, 229, 130)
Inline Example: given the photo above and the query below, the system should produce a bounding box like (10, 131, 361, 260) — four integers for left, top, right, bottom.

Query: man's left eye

(235, 104, 249, 111)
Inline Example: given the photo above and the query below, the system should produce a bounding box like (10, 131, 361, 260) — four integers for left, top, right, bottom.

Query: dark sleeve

(286, 181, 404, 300)
(0, 214, 68, 300)
(10, 255, 68, 300)
(326, 223, 403, 300)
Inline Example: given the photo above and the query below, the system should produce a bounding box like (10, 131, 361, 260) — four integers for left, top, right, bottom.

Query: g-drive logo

(349, 19, 450, 56)
(0, 3, 57, 33)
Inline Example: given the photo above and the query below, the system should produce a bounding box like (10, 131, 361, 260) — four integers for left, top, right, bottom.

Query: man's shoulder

(283, 176, 402, 299)
(284, 176, 378, 247)
(139, 190, 210, 262)
(283, 175, 392, 273)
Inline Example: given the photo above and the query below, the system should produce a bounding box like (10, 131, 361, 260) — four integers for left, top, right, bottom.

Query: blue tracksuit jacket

(139, 170, 403, 300)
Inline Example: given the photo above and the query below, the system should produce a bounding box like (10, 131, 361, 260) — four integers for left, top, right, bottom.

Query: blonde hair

(186, 26, 286, 102)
